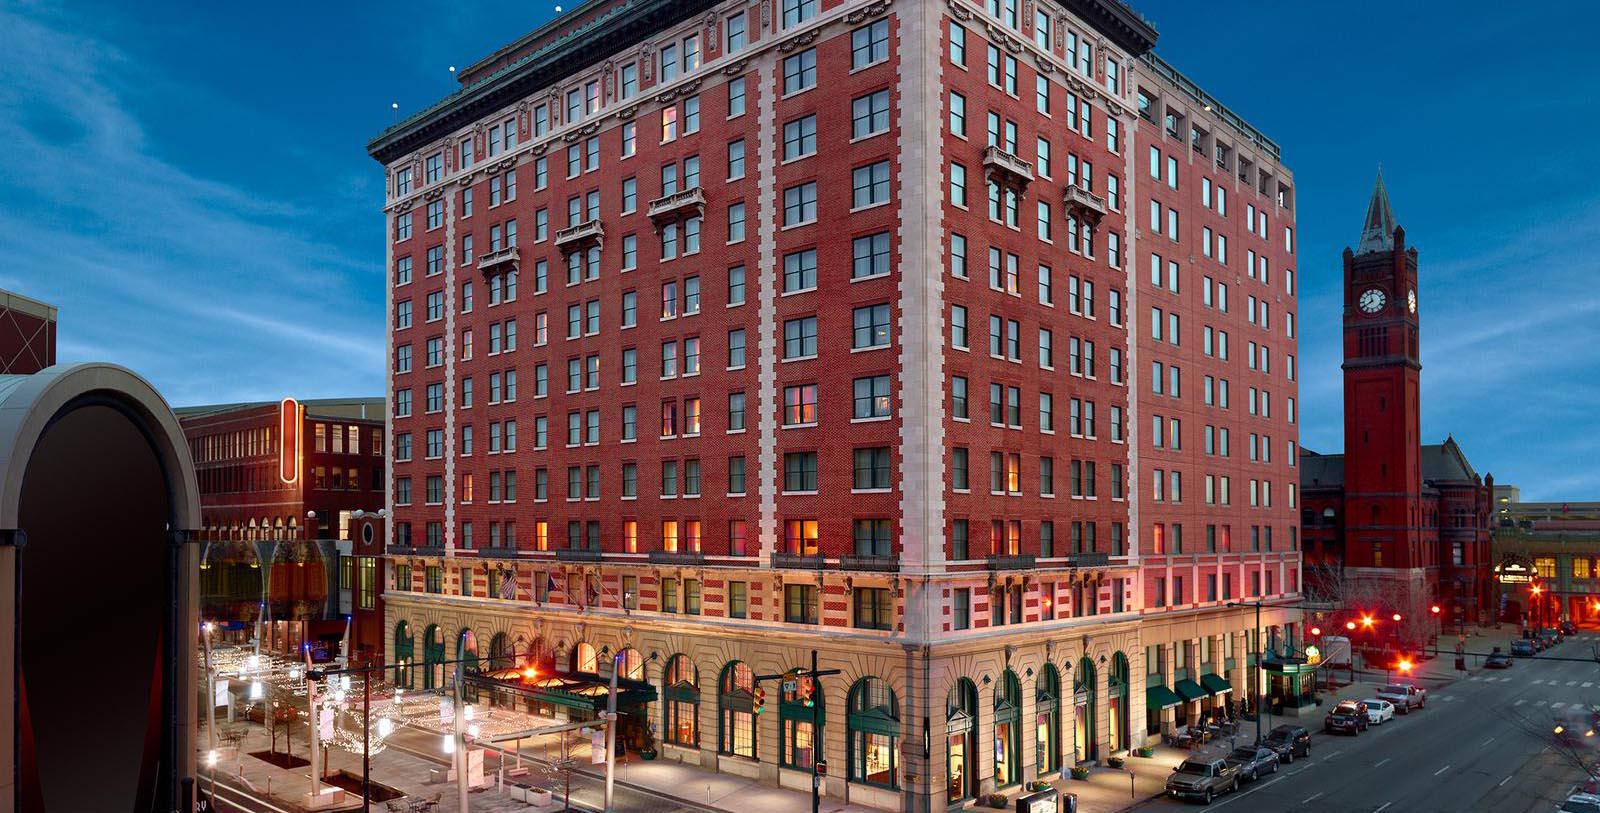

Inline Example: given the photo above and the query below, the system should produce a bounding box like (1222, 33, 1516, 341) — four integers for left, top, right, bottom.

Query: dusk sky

(3, 0, 1596, 500)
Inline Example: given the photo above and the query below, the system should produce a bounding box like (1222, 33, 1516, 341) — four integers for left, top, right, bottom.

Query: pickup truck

(1376, 682, 1426, 713)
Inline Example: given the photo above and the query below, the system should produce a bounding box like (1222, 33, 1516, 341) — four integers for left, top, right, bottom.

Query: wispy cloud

(0, 3, 383, 406)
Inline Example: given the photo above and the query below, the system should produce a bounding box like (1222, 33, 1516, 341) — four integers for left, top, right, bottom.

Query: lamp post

(604, 651, 620, 812)
(1227, 600, 1264, 744)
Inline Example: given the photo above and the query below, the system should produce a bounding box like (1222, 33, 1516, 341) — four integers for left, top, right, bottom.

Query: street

(1133, 634, 1600, 813)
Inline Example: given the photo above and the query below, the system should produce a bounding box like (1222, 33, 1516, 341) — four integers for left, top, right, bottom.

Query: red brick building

(0, 289, 57, 375)
(1300, 176, 1495, 635)
(370, 1, 1300, 807)
(178, 397, 389, 663)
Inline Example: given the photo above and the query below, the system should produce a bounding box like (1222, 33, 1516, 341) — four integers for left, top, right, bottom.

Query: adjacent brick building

(1299, 176, 1495, 636)
(369, 0, 1301, 808)
(178, 397, 389, 663)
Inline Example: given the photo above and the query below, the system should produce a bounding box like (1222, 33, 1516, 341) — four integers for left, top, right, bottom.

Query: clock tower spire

(1341, 169, 1425, 582)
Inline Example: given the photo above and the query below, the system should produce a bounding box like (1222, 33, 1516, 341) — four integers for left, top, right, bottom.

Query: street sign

(783, 680, 798, 693)
(815, 759, 827, 777)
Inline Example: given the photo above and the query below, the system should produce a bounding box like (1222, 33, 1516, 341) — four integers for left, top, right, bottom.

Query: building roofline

(367, 0, 720, 164)
(0, 289, 58, 322)
(175, 397, 386, 422)
(1138, 51, 1281, 161)
(1061, 0, 1159, 57)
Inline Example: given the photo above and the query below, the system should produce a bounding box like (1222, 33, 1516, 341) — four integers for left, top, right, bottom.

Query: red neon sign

(278, 398, 301, 484)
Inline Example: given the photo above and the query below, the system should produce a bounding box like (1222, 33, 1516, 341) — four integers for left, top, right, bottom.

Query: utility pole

(304, 648, 322, 804)
(453, 649, 469, 813)
(362, 654, 371, 813)
(604, 652, 620, 812)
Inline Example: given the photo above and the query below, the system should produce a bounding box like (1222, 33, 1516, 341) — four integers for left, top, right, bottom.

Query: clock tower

(1341, 170, 1426, 580)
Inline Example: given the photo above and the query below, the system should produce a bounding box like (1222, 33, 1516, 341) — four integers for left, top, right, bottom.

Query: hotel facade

(368, 0, 1302, 808)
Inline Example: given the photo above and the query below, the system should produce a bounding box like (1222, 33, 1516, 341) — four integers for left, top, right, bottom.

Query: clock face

(1408, 289, 1417, 314)
(1359, 288, 1387, 314)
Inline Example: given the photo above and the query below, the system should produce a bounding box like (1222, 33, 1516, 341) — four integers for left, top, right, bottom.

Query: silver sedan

(1362, 698, 1396, 725)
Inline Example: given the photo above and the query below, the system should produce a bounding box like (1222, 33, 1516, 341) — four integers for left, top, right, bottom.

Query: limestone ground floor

(383, 592, 1301, 812)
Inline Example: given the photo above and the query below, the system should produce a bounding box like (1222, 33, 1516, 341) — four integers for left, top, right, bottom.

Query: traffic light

(1430, 605, 1441, 615)
(797, 677, 815, 708)
(1392, 613, 1403, 622)
(753, 687, 767, 715)
(1310, 626, 1322, 637)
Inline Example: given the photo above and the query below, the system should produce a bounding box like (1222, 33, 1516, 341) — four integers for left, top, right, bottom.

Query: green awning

(1174, 679, 1207, 703)
(1146, 685, 1182, 711)
(1201, 673, 1232, 696)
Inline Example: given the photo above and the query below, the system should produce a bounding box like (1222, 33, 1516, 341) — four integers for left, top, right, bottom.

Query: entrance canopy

(1200, 673, 1232, 696)
(1145, 685, 1182, 712)
(1173, 679, 1207, 703)
(471, 667, 657, 712)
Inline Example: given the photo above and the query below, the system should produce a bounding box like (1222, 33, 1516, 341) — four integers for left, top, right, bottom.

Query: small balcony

(475, 546, 522, 560)
(772, 552, 826, 570)
(553, 219, 604, 251)
(649, 550, 706, 566)
(554, 547, 604, 563)
(982, 145, 1034, 190)
(986, 554, 1036, 571)
(385, 544, 415, 556)
(1064, 552, 1110, 569)
(647, 186, 706, 226)
(476, 244, 519, 273)
(841, 554, 900, 573)
(1063, 185, 1108, 228)
(412, 545, 447, 557)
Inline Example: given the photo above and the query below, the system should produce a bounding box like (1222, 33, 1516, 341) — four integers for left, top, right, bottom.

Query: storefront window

(847, 677, 898, 787)
(993, 670, 1021, 787)
(719, 661, 757, 759)
(663, 655, 699, 747)
(947, 679, 978, 803)
(1074, 657, 1097, 763)
(1035, 664, 1061, 774)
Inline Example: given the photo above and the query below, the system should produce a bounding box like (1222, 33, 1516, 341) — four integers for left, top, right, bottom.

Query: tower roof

(1356, 169, 1398, 254)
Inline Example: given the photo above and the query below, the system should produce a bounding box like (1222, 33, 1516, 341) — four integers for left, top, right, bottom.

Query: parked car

(1559, 793, 1600, 813)
(1485, 650, 1513, 668)
(1165, 756, 1239, 805)
(1377, 683, 1426, 713)
(1512, 639, 1537, 657)
(1261, 724, 1312, 763)
(1325, 700, 1369, 734)
(1543, 628, 1563, 647)
(1362, 698, 1396, 725)
(1561, 620, 1579, 636)
(1224, 745, 1280, 781)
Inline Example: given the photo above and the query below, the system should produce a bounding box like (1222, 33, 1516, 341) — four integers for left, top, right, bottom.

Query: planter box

(1107, 756, 1125, 769)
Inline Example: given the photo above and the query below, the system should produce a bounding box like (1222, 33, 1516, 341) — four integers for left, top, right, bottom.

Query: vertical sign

(278, 397, 301, 484)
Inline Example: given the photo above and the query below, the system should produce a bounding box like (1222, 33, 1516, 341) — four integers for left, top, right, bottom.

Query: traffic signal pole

(755, 650, 841, 813)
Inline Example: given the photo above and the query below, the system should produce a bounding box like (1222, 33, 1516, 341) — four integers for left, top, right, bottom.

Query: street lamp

(1227, 600, 1266, 744)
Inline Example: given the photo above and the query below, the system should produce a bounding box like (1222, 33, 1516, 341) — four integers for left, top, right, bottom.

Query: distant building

(1490, 492, 1600, 626)
(0, 288, 57, 374)
(177, 397, 388, 663)
(1299, 176, 1494, 633)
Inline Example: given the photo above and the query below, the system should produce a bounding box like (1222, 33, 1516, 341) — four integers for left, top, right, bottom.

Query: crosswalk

(1467, 676, 1517, 682)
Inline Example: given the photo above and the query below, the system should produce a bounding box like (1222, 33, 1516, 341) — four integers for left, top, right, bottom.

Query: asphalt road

(1132, 634, 1600, 813)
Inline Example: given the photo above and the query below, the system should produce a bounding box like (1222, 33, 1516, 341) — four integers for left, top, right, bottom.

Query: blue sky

(3, 0, 1597, 500)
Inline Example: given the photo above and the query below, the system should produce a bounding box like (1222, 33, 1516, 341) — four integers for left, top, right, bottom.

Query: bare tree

(539, 727, 590, 812)
(1504, 700, 1600, 788)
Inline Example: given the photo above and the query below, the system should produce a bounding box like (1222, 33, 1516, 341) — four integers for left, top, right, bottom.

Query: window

(784, 182, 818, 226)
(783, 384, 817, 426)
(784, 313, 819, 358)
(726, 12, 747, 52)
(782, 0, 817, 27)
(727, 139, 746, 180)
(783, 49, 817, 94)
(728, 266, 746, 306)
(949, 163, 967, 206)
(950, 304, 968, 349)
(854, 447, 891, 490)
(853, 304, 891, 349)
(785, 584, 819, 625)
(853, 161, 891, 207)
(728, 76, 746, 116)
(853, 586, 893, 631)
(950, 92, 967, 136)
(852, 90, 890, 139)
(851, 19, 889, 68)
(853, 375, 891, 419)
(784, 115, 817, 160)
(852, 232, 891, 280)
(783, 248, 817, 293)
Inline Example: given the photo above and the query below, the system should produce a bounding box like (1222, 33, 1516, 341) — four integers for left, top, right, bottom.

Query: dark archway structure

(0, 364, 201, 812)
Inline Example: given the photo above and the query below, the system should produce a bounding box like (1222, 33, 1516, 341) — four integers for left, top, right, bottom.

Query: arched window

(847, 677, 898, 788)
(994, 669, 1022, 787)
(393, 621, 415, 688)
(1035, 664, 1061, 775)
(662, 655, 699, 747)
(946, 678, 978, 803)
(1108, 653, 1130, 753)
(718, 661, 758, 759)
(616, 647, 645, 681)
(423, 624, 445, 690)
(572, 642, 598, 674)
(488, 632, 512, 671)
(1074, 657, 1097, 763)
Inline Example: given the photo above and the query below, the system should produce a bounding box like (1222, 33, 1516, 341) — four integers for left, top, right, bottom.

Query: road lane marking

(1373, 758, 1390, 768)
(1571, 681, 1581, 687)
(1482, 736, 1496, 747)
(1303, 792, 1324, 804)
(1585, 682, 1594, 688)
(1553, 702, 1567, 709)
(1500, 775, 1514, 787)
(1434, 764, 1451, 776)
(1535, 679, 1546, 685)
(1375, 802, 1393, 813)
(1516, 699, 1527, 706)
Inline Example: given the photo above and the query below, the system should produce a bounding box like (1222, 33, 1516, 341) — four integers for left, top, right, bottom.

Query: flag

(546, 573, 558, 597)
(499, 569, 517, 600)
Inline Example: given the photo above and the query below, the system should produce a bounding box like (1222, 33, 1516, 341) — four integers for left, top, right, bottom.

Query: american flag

(499, 569, 517, 600)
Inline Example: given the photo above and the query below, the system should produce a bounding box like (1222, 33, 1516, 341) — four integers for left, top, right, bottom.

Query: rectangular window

(851, 19, 889, 69)
(783, 49, 818, 94)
